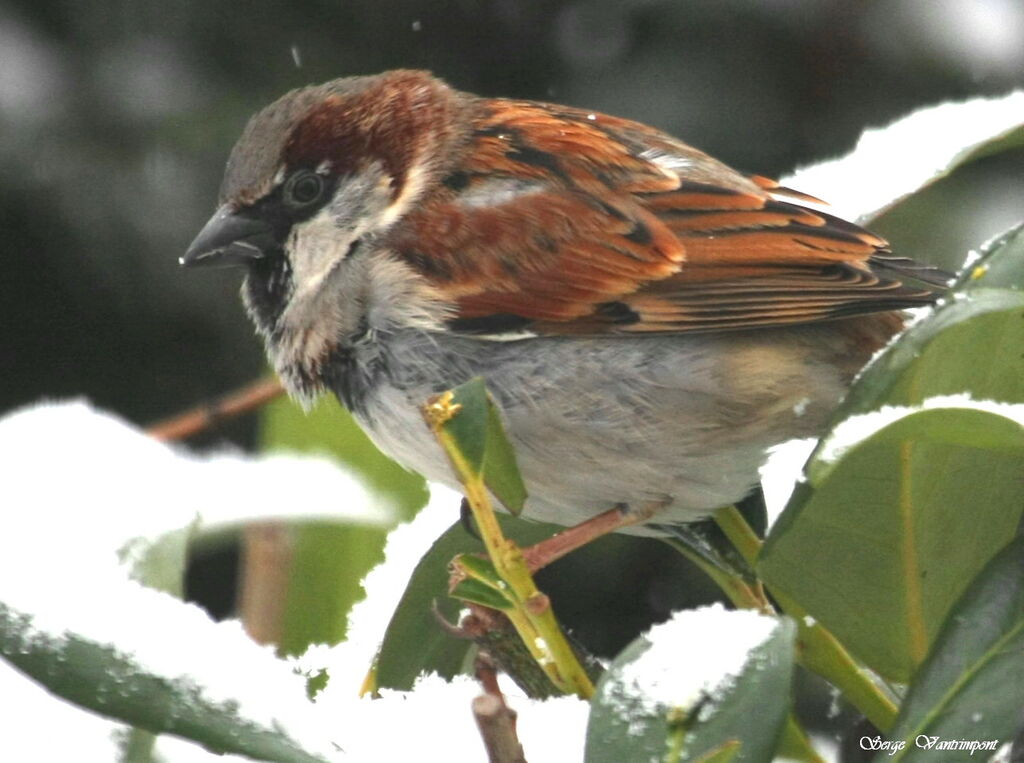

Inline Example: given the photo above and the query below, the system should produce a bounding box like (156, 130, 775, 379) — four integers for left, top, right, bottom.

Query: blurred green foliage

(260, 395, 427, 653)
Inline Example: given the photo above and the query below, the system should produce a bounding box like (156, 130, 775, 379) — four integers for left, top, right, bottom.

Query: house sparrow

(182, 70, 942, 548)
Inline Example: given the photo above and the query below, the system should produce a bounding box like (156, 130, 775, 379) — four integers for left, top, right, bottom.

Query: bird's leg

(521, 500, 665, 573)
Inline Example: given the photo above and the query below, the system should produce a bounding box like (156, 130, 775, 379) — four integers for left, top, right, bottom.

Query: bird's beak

(180, 205, 278, 268)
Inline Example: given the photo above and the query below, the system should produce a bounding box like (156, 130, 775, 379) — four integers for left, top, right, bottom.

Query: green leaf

(952, 222, 1024, 292)
(760, 406, 1024, 682)
(449, 551, 571, 609)
(453, 552, 502, 583)
(761, 225, 1024, 682)
(0, 604, 328, 763)
(854, 291, 1024, 409)
(483, 396, 528, 515)
(278, 521, 388, 656)
(450, 577, 515, 611)
(585, 612, 795, 763)
(840, 222, 1024, 415)
(445, 377, 527, 515)
(260, 395, 427, 655)
(450, 553, 517, 610)
(375, 515, 568, 691)
(374, 520, 479, 690)
(884, 535, 1024, 761)
(444, 377, 490, 477)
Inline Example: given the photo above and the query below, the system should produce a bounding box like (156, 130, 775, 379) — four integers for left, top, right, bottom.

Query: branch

(473, 654, 527, 763)
(147, 377, 284, 442)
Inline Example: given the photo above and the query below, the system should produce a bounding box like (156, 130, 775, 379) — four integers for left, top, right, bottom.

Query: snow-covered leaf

(0, 401, 392, 759)
(842, 222, 1024, 416)
(0, 601, 331, 763)
(584, 607, 794, 763)
(759, 403, 1024, 682)
(760, 224, 1024, 682)
(783, 91, 1024, 224)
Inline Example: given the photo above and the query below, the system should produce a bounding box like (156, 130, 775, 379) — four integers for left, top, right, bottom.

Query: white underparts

(287, 213, 360, 300)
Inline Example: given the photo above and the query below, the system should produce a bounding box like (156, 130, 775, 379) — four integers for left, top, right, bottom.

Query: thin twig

(146, 377, 284, 442)
(473, 654, 527, 763)
(476, 652, 504, 697)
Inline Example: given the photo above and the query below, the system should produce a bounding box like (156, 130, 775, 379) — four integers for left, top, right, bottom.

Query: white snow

(290, 482, 465, 694)
(760, 437, 817, 529)
(0, 399, 399, 760)
(817, 394, 1024, 465)
(293, 485, 592, 761)
(782, 90, 1024, 224)
(0, 399, 395, 542)
(601, 604, 780, 730)
(0, 400, 589, 761)
(315, 674, 588, 762)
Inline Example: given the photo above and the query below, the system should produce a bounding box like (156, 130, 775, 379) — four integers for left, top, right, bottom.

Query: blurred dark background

(4, 0, 1023, 428)
(3, 3, 1022, 755)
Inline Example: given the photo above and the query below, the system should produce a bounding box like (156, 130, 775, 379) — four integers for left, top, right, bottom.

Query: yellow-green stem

(712, 506, 899, 732)
(429, 401, 594, 698)
(659, 538, 767, 612)
(662, 537, 823, 761)
(467, 475, 594, 697)
(713, 505, 763, 568)
(663, 708, 687, 763)
(773, 589, 899, 732)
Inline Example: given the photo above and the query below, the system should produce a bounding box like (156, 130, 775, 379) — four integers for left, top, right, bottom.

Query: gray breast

(336, 325, 853, 529)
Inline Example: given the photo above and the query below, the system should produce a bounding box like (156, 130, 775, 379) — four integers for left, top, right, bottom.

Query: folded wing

(391, 98, 946, 337)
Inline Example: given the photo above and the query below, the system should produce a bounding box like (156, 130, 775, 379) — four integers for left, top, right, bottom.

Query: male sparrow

(182, 70, 942, 546)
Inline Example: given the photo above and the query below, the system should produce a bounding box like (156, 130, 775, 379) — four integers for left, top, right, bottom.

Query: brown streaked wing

(391, 102, 687, 330)
(392, 97, 939, 336)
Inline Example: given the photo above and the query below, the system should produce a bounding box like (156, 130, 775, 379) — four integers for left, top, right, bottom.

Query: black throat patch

(243, 252, 292, 339)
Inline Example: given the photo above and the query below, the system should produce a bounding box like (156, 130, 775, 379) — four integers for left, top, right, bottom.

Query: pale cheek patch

(287, 212, 360, 298)
(286, 161, 415, 301)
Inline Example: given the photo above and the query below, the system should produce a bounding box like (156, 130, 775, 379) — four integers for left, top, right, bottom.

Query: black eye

(284, 170, 326, 208)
